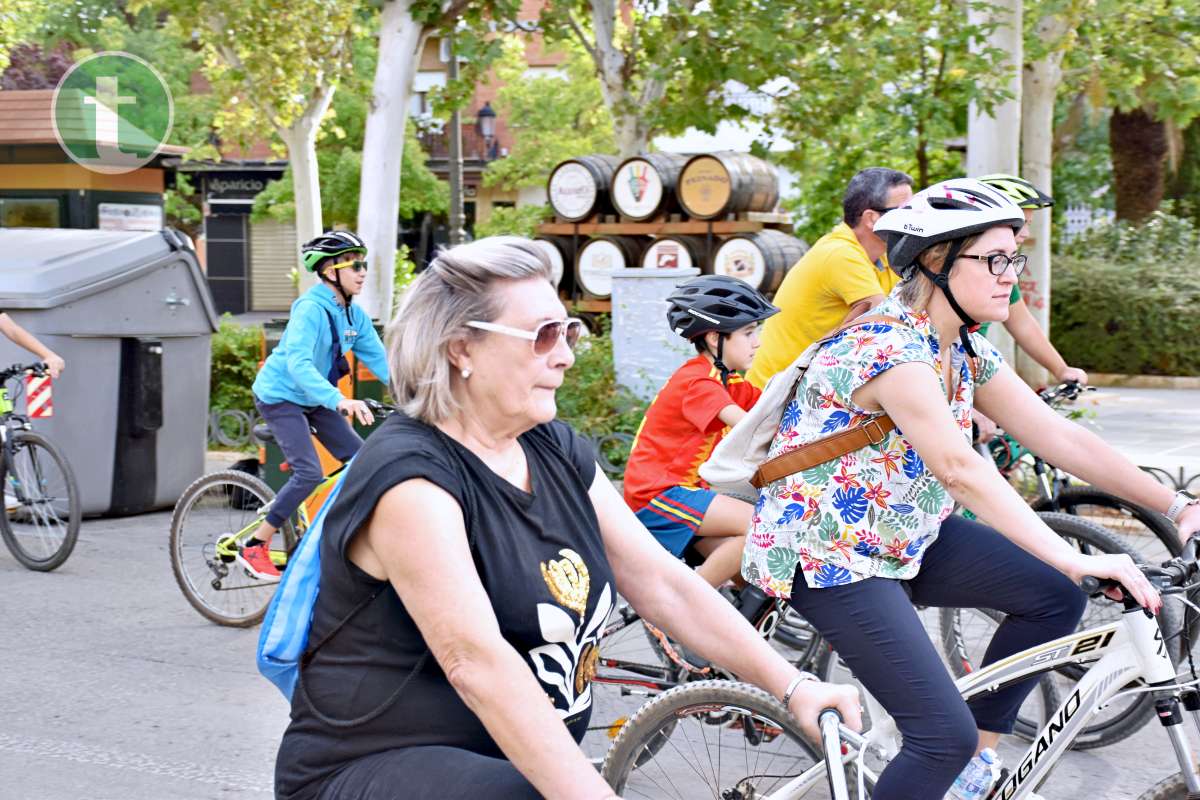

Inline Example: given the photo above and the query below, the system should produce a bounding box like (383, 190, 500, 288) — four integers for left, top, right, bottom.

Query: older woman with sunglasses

(273, 237, 860, 800)
(244, 230, 388, 581)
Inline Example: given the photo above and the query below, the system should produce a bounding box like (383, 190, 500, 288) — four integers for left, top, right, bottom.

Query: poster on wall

(98, 203, 163, 232)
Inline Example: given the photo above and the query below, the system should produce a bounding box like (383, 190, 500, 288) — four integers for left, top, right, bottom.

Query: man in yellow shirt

(747, 168, 914, 387)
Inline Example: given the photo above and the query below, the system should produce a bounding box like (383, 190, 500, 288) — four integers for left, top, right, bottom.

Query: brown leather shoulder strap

(751, 416, 895, 488)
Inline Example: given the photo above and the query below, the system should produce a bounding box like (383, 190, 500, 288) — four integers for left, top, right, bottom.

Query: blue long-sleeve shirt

(252, 283, 390, 410)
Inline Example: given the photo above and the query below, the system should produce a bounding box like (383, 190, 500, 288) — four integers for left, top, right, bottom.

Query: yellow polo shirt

(746, 222, 900, 387)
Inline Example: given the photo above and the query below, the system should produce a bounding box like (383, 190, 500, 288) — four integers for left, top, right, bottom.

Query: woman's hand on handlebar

(789, 678, 862, 742)
(1071, 552, 1161, 613)
(1176, 504, 1200, 548)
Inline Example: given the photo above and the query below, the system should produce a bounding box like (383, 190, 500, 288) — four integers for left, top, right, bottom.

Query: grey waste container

(0, 228, 218, 515)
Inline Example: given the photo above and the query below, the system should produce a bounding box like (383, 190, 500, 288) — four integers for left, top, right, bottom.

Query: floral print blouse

(741, 291, 1003, 596)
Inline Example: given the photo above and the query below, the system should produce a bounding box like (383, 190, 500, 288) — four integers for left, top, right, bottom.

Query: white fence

(1062, 203, 1115, 243)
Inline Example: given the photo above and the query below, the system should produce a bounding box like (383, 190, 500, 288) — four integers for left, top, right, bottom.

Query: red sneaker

(236, 542, 281, 581)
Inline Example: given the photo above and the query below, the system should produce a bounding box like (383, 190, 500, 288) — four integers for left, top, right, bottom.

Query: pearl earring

(461, 368, 472, 379)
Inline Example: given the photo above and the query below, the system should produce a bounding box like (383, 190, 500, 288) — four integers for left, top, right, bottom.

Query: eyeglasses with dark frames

(959, 252, 1028, 277)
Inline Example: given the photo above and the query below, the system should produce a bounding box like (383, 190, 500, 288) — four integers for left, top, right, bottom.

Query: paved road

(1, 386, 1194, 798)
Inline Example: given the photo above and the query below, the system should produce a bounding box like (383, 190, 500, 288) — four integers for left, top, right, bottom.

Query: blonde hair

(386, 236, 554, 424)
(897, 233, 981, 309)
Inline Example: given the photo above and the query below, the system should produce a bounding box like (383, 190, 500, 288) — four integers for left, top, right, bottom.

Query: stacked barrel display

(535, 152, 808, 303)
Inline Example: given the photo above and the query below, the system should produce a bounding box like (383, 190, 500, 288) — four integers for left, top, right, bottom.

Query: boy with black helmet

(242, 230, 390, 580)
(622, 275, 778, 587)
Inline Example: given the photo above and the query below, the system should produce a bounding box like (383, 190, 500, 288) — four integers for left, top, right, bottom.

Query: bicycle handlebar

(336, 398, 398, 421)
(0, 362, 47, 383)
(1038, 380, 1095, 407)
(819, 708, 851, 800)
(1080, 535, 1200, 596)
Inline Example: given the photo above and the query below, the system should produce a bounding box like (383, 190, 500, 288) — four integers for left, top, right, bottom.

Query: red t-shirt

(623, 355, 762, 512)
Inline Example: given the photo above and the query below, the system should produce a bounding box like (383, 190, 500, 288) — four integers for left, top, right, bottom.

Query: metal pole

(446, 32, 467, 246)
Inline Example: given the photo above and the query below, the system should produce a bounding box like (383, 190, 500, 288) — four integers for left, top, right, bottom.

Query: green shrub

(555, 316, 648, 471)
(210, 314, 260, 415)
(1051, 210, 1200, 376)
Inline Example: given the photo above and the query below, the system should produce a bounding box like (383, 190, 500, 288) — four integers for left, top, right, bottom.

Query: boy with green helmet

(242, 230, 390, 580)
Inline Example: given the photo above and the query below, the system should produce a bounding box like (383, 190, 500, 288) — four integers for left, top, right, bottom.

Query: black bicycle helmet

(666, 275, 779, 340)
(666, 275, 779, 385)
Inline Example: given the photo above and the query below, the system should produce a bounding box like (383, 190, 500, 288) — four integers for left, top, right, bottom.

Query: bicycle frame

(211, 469, 343, 566)
(769, 602, 1197, 800)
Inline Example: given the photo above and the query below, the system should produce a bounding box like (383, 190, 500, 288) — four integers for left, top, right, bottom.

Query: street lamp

(476, 101, 497, 160)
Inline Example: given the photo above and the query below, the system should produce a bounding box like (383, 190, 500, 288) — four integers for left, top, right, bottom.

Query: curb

(1087, 373, 1200, 390)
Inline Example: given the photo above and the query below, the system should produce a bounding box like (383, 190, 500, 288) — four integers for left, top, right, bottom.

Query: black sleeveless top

(274, 414, 614, 800)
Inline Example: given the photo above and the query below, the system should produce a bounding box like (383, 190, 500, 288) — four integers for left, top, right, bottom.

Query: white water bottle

(947, 747, 999, 800)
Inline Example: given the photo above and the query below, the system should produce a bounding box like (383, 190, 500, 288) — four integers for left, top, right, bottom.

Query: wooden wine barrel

(547, 155, 619, 222)
(610, 153, 687, 221)
(677, 152, 780, 220)
(640, 235, 709, 271)
(531, 236, 575, 291)
(575, 236, 645, 298)
(709, 230, 808, 294)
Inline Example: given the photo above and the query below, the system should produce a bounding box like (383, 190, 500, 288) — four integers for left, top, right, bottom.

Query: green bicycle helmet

(977, 174, 1054, 210)
(301, 230, 367, 272)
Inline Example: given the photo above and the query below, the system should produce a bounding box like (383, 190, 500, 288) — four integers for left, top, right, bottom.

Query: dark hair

(842, 168, 913, 226)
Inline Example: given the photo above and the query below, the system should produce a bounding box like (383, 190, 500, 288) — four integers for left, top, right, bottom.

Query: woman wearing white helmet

(741, 178, 1196, 799)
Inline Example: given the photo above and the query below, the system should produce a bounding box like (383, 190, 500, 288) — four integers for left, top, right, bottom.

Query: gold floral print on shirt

(575, 642, 599, 694)
(541, 548, 590, 617)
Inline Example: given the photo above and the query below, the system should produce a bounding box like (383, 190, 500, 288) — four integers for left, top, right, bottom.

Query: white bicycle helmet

(873, 179, 1024, 356)
(874, 179, 1025, 277)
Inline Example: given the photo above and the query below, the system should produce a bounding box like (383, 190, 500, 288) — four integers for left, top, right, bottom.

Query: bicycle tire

(0, 431, 81, 571)
(1136, 771, 1192, 799)
(1034, 486, 1180, 558)
(601, 680, 823, 798)
(939, 512, 1177, 750)
(169, 469, 297, 627)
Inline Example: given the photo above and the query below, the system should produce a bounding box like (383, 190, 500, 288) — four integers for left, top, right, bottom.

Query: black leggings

(316, 746, 541, 799)
(787, 514, 1086, 800)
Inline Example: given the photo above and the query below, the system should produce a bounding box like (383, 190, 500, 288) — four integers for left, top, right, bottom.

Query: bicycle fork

(1130, 605, 1200, 794)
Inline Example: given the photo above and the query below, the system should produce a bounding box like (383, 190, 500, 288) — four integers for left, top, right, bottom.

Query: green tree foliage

(250, 121, 447, 227)
(764, 3, 1008, 241)
(1046, 0, 1200, 220)
(474, 204, 550, 238)
(130, 0, 358, 154)
(0, 0, 42, 72)
(481, 39, 615, 191)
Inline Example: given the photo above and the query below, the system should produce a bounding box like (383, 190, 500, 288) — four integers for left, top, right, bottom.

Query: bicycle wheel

(1137, 771, 1194, 799)
(601, 681, 824, 798)
(939, 512, 1179, 749)
(1034, 486, 1180, 560)
(773, 605, 826, 671)
(169, 469, 297, 627)
(0, 430, 81, 571)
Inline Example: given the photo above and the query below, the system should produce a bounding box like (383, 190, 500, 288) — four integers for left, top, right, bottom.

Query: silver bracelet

(782, 672, 817, 710)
